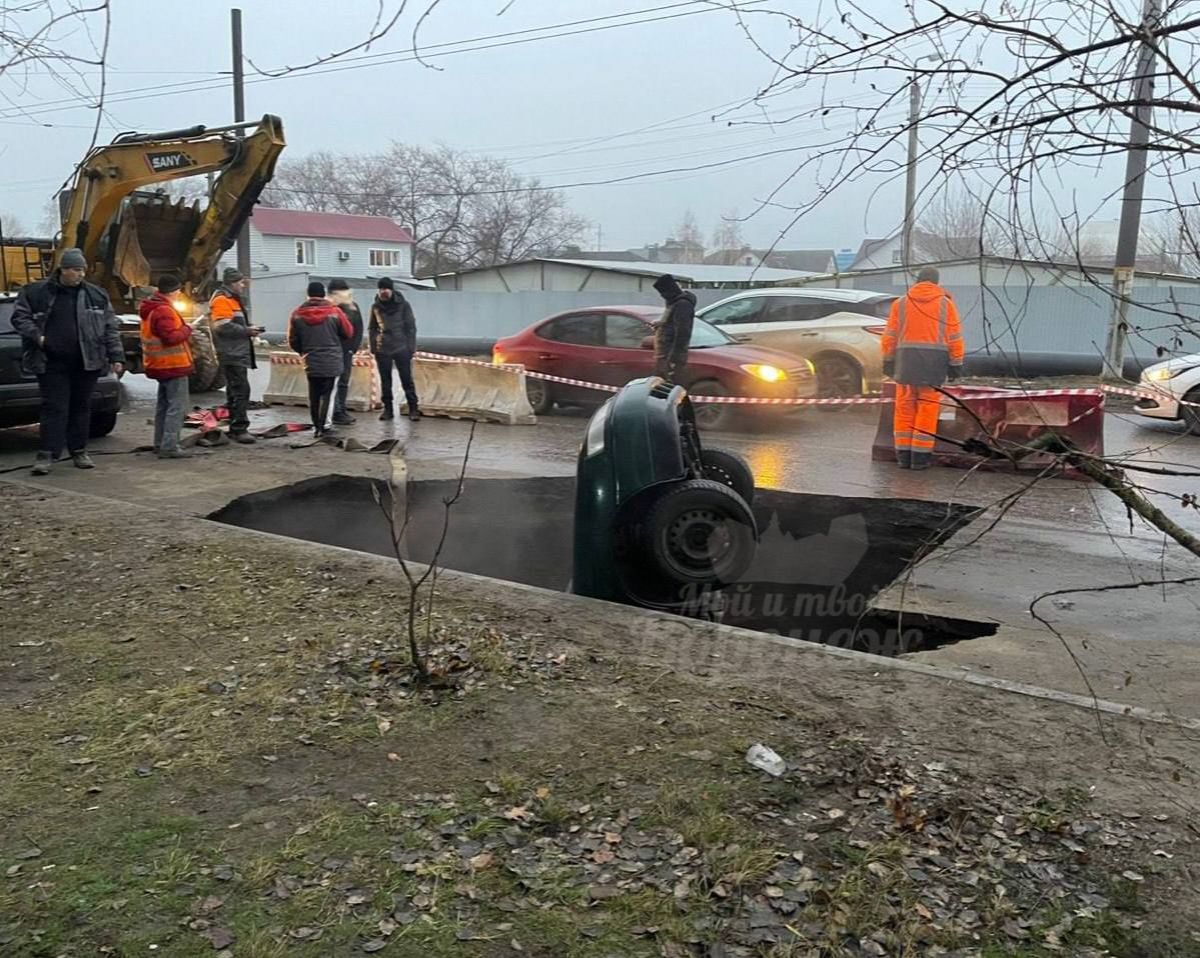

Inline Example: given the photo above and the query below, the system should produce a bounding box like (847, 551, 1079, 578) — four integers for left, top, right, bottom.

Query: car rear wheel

(700, 448, 755, 505)
(688, 379, 737, 431)
(525, 377, 552, 415)
(641, 478, 757, 586)
(89, 411, 118, 438)
(1183, 387, 1200, 435)
(814, 354, 862, 413)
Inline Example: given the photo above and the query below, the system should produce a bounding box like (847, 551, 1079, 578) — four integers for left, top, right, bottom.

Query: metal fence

(247, 277, 1200, 367)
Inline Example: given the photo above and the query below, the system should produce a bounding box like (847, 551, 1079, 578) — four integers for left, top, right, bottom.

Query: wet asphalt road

(2, 367, 1199, 540)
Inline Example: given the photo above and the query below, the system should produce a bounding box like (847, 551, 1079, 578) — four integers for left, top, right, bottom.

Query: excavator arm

(57, 114, 285, 312)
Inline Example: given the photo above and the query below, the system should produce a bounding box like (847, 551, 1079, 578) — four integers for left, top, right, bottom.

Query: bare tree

(0, 212, 26, 238)
(262, 143, 587, 275)
(373, 424, 476, 683)
(709, 209, 747, 265)
(669, 210, 706, 264)
(915, 186, 1009, 261)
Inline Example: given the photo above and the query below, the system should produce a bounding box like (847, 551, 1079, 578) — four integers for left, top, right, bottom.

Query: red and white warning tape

(405, 350, 1195, 409)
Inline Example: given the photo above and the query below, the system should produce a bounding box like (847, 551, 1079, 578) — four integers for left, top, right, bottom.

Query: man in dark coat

(11, 247, 125, 475)
(369, 277, 420, 422)
(651, 273, 695, 384)
(209, 267, 263, 444)
(288, 281, 354, 437)
(327, 278, 365, 425)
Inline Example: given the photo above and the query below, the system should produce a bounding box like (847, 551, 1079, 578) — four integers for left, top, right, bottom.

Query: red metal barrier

(871, 383, 1105, 476)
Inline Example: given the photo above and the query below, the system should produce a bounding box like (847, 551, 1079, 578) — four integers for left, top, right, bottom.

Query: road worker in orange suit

(881, 266, 964, 470)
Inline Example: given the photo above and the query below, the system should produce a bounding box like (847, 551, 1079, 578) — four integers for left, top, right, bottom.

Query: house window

(295, 239, 316, 266)
(370, 248, 403, 268)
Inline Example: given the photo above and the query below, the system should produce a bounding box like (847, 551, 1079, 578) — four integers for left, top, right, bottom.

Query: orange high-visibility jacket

(138, 293, 194, 381)
(881, 281, 964, 386)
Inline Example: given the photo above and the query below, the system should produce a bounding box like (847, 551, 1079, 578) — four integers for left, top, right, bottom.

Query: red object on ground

(871, 382, 1105, 477)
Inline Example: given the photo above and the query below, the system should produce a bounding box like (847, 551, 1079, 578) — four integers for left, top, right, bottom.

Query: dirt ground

(2, 482, 1199, 957)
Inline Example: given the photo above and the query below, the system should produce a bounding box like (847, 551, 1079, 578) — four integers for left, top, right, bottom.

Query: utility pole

(231, 8, 251, 292)
(1102, 0, 1163, 380)
(901, 74, 921, 270)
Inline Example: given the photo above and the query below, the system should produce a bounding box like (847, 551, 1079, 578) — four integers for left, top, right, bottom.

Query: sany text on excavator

(1, 114, 285, 379)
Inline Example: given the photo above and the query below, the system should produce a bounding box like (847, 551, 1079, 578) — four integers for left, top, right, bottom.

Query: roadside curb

(6, 476, 1198, 732)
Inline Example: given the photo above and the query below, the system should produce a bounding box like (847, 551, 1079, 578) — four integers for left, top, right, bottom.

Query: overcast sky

(0, 0, 1136, 253)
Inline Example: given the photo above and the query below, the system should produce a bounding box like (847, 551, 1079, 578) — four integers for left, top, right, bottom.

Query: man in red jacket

(138, 274, 195, 459)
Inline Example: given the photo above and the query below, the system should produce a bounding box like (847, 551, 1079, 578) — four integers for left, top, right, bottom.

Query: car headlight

(740, 363, 787, 383)
(584, 398, 612, 457)
(1146, 365, 1197, 382)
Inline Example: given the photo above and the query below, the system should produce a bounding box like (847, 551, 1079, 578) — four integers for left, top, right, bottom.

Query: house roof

(251, 208, 414, 244)
(561, 250, 648, 262)
(760, 249, 836, 272)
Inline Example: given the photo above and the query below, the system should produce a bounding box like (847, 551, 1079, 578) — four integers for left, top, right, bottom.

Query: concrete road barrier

(409, 355, 536, 425)
(263, 350, 380, 411)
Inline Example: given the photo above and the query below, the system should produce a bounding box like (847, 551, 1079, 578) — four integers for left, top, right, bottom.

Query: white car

(697, 287, 896, 399)
(1135, 353, 1200, 434)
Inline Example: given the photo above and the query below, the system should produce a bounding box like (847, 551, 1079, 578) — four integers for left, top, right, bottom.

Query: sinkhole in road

(209, 474, 996, 655)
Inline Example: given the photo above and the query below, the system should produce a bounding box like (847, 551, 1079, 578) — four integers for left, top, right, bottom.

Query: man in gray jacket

(11, 248, 125, 475)
(209, 267, 263, 443)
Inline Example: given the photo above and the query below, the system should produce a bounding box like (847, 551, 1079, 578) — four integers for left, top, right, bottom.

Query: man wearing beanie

(326, 278, 365, 425)
(11, 247, 125, 475)
(138, 274, 194, 459)
(651, 273, 696, 384)
(288, 281, 354, 437)
(369, 277, 420, 421)
(209, 266, 263, 443)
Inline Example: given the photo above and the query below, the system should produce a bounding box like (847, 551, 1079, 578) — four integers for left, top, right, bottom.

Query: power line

(266, 141, 845, 202)
(0, 1, 767, 122)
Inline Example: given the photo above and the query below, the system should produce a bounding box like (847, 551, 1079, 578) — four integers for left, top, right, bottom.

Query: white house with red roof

(224, 208, 417, 281)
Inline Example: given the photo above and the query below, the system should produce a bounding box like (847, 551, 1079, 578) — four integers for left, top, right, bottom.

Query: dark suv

(0, 293, 121, 436)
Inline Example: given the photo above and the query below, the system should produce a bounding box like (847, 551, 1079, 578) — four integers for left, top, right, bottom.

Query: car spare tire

(700, 448, 755, 505)
(641, 478, 757, 587)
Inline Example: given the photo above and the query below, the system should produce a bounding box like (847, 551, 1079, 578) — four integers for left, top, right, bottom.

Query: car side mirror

(639, 335, 655, 350)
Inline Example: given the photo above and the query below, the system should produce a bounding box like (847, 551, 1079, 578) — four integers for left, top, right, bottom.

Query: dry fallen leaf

(604, 832, 622, 845)
(504, 806, 530, 822)
(535, 786, 551, 800)
(469, 852, 495, 871)
(591, 848, 615, 865)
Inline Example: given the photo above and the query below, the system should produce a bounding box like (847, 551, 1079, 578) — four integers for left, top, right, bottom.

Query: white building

(222, 208, 416, 281)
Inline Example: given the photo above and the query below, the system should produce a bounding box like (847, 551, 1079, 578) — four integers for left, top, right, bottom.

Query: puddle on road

(209, 475, 996, 655)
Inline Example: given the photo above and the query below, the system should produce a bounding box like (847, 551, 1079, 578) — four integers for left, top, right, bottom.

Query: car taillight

(864, 325, 887, 336)
(492, 349, 505, 365)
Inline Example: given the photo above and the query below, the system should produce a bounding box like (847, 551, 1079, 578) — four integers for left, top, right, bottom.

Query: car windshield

(688, 317, 733, 348)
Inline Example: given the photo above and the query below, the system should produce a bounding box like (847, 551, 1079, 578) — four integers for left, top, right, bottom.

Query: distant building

(766, 256, 1200, 291)
(223, 208, 416, 281)
(706, 247, 837, 273)
(434, 257, 817, 292)
(850, 231, 980, 270)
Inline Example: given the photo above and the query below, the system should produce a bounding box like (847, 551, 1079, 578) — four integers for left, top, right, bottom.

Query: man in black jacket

(652, 273, 696, 384)
(369, 277, 420, 422)
(11, 248, 125, 475)
(327, 278, 365, 425)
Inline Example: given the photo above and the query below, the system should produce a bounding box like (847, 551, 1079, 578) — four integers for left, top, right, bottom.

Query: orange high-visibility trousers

(893, 385, 940, 468)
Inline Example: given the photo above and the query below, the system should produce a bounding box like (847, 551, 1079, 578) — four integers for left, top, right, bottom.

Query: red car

(492, 305, 817, 429)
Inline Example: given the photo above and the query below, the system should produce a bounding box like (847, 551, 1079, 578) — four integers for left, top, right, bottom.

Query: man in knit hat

(651, 273, 695, 385)
(209, 266, 263, 443)
(11, 248, 125, 475)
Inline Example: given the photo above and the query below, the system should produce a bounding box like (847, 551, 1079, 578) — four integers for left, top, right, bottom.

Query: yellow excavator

(2, 114, 285, 387)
